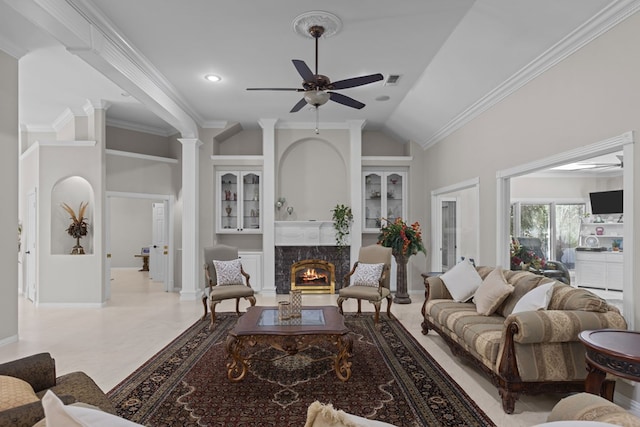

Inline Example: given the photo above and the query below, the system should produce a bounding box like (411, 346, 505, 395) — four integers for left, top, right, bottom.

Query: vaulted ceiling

(1, 0, 635, 148)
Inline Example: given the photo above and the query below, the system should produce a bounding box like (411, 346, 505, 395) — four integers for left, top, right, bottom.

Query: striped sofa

(421, 266, 627, 414)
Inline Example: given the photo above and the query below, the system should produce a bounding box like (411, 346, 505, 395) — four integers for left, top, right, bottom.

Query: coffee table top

(229, 305, 348, 336)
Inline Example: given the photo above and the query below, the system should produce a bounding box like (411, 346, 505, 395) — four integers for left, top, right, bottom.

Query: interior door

(149, 202, 167, 284)
(25, 190, 37, 302)
(441, 199, 457, 271)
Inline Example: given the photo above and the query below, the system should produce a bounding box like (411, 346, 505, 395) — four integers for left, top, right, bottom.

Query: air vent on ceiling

(384, 74, 401, 86)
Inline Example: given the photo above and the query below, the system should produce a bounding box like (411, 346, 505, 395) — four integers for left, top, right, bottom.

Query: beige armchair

(337, 245, 392, 324)
(202, 245, 256, 329)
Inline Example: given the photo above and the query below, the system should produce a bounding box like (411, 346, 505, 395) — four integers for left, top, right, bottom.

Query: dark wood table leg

(225, 335, 247, 382)
(584, 361, 608, 398)
(335, 333, 353, 381)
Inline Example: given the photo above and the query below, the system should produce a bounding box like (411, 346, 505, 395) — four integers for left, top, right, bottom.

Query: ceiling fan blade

(246, 88, 303, 91)
(290, 98, 308, 113)
(292, 60, 315, 82)
(331, 73, 384, 90)
(328, 92, 365, 109)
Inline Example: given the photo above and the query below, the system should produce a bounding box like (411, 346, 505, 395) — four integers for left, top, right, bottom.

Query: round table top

(579, 329, 640, 359)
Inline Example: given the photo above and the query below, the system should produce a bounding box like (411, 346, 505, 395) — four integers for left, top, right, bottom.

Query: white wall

(276, 130, 350, 221)
(0, 49, 19, 342)
(109, 197, 154, 268)
(511, 175, 622, 200)
(421, 10, 640, 403)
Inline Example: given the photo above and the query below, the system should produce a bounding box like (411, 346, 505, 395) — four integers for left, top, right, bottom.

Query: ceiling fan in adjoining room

(246, 12, 384, 120)
(574, 154, 624, 171)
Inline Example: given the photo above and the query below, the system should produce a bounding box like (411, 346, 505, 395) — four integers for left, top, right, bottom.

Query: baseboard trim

(0, 334, 19, 347)
(36, 302, 106, 308)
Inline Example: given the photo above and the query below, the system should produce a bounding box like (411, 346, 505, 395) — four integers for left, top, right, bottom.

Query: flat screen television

(589, 190, 623, 215)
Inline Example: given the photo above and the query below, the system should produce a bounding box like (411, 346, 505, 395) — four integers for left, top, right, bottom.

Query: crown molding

(0, 34, 27, 58)
(421, 0, 640, 149)
(106, 118, 174, 137)
(106, 149, 178, 164)
(51, 108, 79, 132)
(201, 120, 228, 129)
(83, 99, 111, 115)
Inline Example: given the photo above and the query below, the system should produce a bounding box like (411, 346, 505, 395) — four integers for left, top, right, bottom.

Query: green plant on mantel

(331, 204, 353, 252)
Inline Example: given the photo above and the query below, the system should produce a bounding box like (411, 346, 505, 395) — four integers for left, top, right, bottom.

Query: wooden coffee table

(579, 329, 640, 400)
(225, 305, 353, 382)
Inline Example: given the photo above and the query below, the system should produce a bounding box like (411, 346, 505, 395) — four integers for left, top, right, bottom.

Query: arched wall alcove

(277, 137, 348, 221)
(51, 176, 95, 255)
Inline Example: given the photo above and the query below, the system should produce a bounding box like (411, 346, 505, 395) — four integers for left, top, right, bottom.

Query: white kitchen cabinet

(216, 171, 262, 233)
(575, 251, 623, 291)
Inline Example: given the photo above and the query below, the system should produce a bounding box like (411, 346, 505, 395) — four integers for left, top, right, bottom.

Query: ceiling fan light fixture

(304, 90, 330, 107)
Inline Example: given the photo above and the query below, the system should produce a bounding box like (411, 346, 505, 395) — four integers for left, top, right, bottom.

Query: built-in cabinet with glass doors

(362, 171, 407, 232)
(216, 171, 262, 233)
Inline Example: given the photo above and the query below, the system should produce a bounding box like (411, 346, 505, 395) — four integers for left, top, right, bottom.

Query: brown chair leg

(247, 295, 257, 307)
(209, 301, 220, 330)
(372, 301, 381, 324)
(235, 298, 241, 315)
(356, 299, 362, 315)
(201, 295, 209, 320)
(386, 295, 393, 318)
(337, 296, 345, 314)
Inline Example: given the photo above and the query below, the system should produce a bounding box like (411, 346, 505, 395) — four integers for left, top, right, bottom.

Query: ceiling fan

(574, 154, 624, 171)
(246, 25, 384, 113)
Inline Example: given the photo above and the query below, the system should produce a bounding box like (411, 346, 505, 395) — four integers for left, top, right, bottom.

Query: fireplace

(290, 259, 335, 294)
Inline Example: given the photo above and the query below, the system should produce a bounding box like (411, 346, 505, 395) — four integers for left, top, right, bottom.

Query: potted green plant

(331, 204, 353, 252)
(61, 202, 89, 255)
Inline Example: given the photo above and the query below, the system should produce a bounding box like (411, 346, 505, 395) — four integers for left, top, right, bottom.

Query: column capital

(258, 119, 279, 130)
(177, 138, 203, 147)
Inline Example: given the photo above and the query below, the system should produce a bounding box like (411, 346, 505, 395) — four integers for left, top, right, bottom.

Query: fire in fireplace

(290, 259, 335, 294)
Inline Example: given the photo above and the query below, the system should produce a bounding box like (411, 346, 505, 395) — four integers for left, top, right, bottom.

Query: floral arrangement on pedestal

(61, 202, 89, 255)
(510, 237, 545, 270)
(377, 218, 426, 303)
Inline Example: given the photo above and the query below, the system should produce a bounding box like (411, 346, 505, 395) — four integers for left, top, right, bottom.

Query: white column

(259, 119, 278, 294)
(348, 120, 365, 265)
(179, 138, 202, 300)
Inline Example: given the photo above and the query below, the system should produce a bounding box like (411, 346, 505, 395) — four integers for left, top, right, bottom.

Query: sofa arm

(0, 353, 56, 392)
(424, 276, 452, 301)
(505, 309, 628, 344)
(0, 395, 75, 427)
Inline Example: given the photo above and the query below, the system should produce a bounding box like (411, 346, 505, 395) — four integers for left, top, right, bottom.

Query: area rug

(108, 313, 495, 427)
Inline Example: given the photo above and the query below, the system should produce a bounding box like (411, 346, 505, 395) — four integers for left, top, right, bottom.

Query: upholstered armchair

(337, 245, 392, 324)
(202, 245, 256, 329)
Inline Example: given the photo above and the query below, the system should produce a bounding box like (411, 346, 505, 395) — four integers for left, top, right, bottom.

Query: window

(511, 202, 585, 265)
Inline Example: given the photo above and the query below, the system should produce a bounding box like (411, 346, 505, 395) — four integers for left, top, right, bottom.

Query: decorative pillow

(351, 263, 384, 287)
(440, 259, 482, 302)
(473, 268, 514, 316)
(213, 258, 244, 286)
(41, 390, 144, 427)
(0, 375, 39, 411)
(511, 281, 556, 314)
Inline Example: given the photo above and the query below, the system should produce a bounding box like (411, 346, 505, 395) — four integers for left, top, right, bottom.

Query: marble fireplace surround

(274, 221, 350, 294)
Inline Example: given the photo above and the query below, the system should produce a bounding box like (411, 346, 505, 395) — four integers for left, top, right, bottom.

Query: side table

(578, 329, 640, 401)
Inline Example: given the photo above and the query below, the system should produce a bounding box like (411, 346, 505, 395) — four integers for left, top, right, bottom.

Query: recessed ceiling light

(375, 95, 390, 101)
(204, 74, 221, 82)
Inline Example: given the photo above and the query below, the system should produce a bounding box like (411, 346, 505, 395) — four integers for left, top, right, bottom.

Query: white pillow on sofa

(511, 281, 556, 314)
(439, 259, 482, 302)
(41, 390, 144, 427)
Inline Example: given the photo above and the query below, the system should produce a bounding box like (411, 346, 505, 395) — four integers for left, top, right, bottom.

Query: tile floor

(0, 269, 565, 426)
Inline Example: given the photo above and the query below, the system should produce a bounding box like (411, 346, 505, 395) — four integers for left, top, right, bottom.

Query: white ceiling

(1, 0, 634, 148)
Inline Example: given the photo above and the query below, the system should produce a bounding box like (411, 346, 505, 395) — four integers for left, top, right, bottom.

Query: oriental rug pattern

(108, 313, 495, 427)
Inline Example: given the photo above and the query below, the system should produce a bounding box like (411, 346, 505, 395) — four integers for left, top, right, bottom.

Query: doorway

(496, 131, 634, 328)
(431, 178, 480, 272)
(105, 192, 174, 300)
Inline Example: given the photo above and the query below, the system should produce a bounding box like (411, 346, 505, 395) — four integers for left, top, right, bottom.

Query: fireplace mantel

(275, 221, 344, 246)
